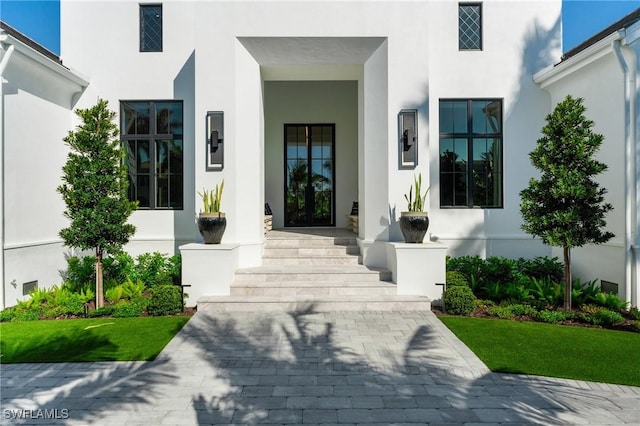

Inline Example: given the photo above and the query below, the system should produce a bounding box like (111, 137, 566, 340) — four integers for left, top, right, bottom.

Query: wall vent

(600, 280, 619, 294)
(22, 280, 38, 296)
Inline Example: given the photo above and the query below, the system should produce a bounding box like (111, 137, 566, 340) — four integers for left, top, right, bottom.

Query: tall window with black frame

(439, 99, 503, 208)
(121, 101, 184, 209)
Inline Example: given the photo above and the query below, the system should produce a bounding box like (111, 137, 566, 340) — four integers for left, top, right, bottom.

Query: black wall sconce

(206, 111, 224, 170)
(398, 109, 418, 168)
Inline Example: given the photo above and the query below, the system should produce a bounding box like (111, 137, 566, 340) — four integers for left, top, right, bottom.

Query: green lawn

(0, 316, 189, 363)
(439, 316, 640, 387)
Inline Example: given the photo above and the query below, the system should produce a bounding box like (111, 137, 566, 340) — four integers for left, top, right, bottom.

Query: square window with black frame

(459, 3, 482, 50)
(140, 4, 162, 52)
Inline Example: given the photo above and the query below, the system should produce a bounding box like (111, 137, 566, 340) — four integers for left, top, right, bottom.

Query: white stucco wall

(61, 1, 198, 254)
(426, 0, 560, 259)
(59, 0, 562, 266)
(1, 38, 87, 307)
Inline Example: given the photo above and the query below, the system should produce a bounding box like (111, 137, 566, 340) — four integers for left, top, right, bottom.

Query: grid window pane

(122, 102, 150, 135)
(156, 102, 183, 134)
(140, 4, 162, 52)
(121, 101, 183, 209)
(473, 100, 501, 134)
(439, 101, 467, 134)
(439, 99, 502, 208)
(459, 4, 482, 50)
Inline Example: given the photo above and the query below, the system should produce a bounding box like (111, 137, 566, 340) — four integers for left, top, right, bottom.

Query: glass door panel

(284, 124, 335, 226)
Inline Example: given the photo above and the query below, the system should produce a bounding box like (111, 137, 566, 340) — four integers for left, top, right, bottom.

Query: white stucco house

(0, 1, 637, 309)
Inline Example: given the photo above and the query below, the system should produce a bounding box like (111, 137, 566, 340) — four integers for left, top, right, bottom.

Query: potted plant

(399, 173, 430, 243)
(197, 180, 226, 244)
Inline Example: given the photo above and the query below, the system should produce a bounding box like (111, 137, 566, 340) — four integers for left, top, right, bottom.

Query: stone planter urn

(197, 212, 226, 244)
(400, 173, 430, 243)
(399, 211, 429, 243)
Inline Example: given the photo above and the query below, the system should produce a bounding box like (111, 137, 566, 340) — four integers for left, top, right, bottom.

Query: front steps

(197, 228, 431, 312)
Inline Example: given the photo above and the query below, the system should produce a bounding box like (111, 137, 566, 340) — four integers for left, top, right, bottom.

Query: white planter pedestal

(386, 242, 447, 303)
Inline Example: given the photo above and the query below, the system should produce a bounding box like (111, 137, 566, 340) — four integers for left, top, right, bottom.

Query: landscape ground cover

(439, 315, 640, 387)
(0, 316, 189, 363)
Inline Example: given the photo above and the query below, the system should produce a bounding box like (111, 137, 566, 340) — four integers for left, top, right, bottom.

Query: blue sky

(0, 0, 639, 56)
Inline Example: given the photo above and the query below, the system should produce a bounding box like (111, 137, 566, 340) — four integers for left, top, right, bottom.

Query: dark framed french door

(284, 124, 336, 227)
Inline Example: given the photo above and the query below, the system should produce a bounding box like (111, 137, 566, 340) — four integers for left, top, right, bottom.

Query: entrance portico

(235, 36, 391, 267)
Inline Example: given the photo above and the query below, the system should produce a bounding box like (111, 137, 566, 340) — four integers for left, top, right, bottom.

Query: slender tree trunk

(96, 249, 104, 308)
(563, 246, 571, 312)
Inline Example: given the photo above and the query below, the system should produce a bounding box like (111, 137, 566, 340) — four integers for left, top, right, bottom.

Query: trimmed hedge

(148, 285, 183, 316)
(444, 285, 476, 316)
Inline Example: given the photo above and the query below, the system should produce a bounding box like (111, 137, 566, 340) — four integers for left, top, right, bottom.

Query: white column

(359, 41, 389, 267)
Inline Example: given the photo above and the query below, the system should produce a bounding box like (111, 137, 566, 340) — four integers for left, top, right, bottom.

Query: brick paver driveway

(2, 309, 639, 425)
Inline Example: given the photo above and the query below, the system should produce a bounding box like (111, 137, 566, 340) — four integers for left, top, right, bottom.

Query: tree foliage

(520, 95, 613, 310)
(58, 99, 137, 307)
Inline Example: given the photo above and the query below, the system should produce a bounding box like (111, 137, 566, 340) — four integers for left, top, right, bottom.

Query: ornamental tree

(520, 95, 613, 311)
(58, 99, 137, 308)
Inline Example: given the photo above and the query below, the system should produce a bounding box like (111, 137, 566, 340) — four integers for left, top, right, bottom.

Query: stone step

(196, 295, 431, 312)
(233, 265, 392, 283)
(264, 237, 357, 248)
(261, 255, 361, 266)
(262, 246, 360, 256)
(231, 281, 397, 296)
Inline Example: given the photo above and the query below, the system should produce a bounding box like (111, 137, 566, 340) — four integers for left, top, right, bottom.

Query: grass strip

(439, 316, 640, 387)
(0, 316, 189, 363)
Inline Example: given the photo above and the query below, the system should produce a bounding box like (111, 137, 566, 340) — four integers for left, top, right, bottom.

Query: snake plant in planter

(399, 174, 430, 243)
(197, 180, 226, 244)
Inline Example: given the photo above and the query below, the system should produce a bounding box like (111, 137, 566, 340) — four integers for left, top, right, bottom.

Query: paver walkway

(2, 309, 639, 425)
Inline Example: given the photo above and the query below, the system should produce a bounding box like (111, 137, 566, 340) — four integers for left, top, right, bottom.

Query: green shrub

(0, 307, 16, 322)
(447, 255, 567, 305)
(484, 256, 519, 286)
(105, 285, 124, 304)
(527, 276, 563, 307)
(446, 271, 469, 287)
(65, 252, 181, 291)
(486, 306, 515, 319)
(147, 285, 183, 316)
(122, 277, 145, 299)
(89, 306, 115, 317)
(482, 282, 504, 301)
(572, 278, 600, 306)
(49, 286, 87, 316)
(594, 292, 629, 311)
(167, 254, 181, 285)
(629, 307, 640, 320)
(517, 256, 563, 282)
(536, 310, 572, 324)
(65, 255, 96, 292)
(446, 255, 484, 284)
(444, 285, 476, 316)
(113, 297, 147, 318)
(507, 304, 538, 317)
(580, 308, 625, 326)
(474, 299, 495, 309)
(136, 252, 179, 287)
(503, 281, 531, 303)
(11, 308, 41, 322)
(103, 252, 136, 284)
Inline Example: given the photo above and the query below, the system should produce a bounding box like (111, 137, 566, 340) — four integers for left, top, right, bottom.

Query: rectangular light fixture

(206, 111, 224, 170)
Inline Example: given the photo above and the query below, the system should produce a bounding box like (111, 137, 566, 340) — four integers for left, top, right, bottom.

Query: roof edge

(0, 21, 61, 65)
(562, 7, 640, 61)
(534, 31, 623, 88)
(0, 21, 88, 88)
